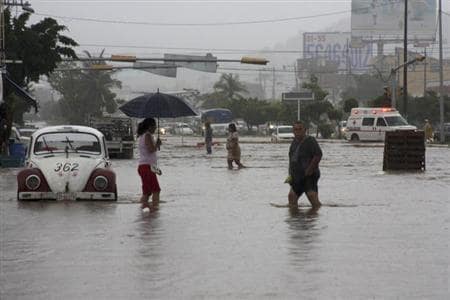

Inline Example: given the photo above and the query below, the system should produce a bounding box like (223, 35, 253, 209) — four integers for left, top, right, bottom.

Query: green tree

(1, 9, 77, 154)
(301, 75, 333, 137)
(342, 98, 359, 113)
(48, 51, 122, 124)
(213, 73, 247, 100)
(198, 91, 228, 109)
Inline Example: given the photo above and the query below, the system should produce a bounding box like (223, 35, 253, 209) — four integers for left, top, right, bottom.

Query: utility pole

(423, 47, 427, 97)
(294, 63, 299, 92)
(438, 0, 444, 143)
(403, 0, 408, 119)
(390, 55, 425, 110)
(271, 67, 275, 100)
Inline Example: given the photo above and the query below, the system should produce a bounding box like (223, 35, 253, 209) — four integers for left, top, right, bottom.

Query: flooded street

(1, 136, 449, 299)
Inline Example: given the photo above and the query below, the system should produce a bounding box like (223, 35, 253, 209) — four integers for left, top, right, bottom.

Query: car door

(361, 117, 375, 141)
(375, 117, 388, 141)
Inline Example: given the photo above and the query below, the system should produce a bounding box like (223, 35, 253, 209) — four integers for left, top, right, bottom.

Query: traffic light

(383, 86, 391, 98)
(383, 86, 392, 107)
(110, 55, 136, 62)
(398, 87, 404, 97)
(240, 56, 269, 65)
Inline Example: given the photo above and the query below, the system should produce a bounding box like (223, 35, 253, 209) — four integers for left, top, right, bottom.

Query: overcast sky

(22, 0, 450, 95)
(25, 1, 362, 56)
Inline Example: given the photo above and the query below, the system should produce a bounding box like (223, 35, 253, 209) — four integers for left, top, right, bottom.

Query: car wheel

(350, 134, 359, 141)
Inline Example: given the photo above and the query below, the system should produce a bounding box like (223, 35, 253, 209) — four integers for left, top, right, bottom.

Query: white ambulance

(345, 107, 417, 142)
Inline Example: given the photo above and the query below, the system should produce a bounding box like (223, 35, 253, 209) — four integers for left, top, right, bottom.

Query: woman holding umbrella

(137, 118, 162, 212)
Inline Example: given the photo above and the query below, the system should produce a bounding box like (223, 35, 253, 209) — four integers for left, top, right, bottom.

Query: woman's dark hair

(137, 118, 156, 136)
(228, 123, 237, 132)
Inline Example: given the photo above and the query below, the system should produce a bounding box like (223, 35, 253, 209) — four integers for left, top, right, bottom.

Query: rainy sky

(25, 0, 363, 57)
(21, 0, 450, 94)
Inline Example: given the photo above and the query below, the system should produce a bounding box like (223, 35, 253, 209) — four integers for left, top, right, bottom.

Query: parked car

(210, 123, 229, 136)
(174, 123, 194, 135)
(18, 127, 37, 138)
(17, 125, 117, 201)
(271, 125, 294, 143)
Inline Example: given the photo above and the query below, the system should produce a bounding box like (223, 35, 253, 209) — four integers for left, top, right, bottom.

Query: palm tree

(213, 73, 247, 100)
(79, 50, 122, 116)
(48, 50, 122, 124)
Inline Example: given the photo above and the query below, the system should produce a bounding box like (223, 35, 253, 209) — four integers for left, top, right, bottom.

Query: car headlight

(93, 176, 108, 191)
(25, 174, 41, 190)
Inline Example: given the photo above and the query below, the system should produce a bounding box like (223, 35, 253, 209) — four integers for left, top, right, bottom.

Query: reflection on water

(1, 137, 449, 299)
(285, 207, 321, 268)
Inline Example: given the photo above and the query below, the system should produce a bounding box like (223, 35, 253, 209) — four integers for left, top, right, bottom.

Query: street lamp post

(390, 55, 425, 110)
(403, 0, 408, 118)
(438, 0, 444, 143)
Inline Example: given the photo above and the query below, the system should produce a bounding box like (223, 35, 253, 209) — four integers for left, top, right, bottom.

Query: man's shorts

(138, 164, 161, 195)
(291, 174, 320, 197)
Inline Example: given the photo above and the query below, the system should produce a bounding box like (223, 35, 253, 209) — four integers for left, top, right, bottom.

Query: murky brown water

(1, 136, 449, 299)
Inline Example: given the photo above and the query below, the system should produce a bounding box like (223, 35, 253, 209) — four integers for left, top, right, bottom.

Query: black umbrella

(119, 90, 197, 119)
(119, 89, 197, 142)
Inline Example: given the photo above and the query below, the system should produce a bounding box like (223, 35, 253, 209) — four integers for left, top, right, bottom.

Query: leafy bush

(318, 123, 334, 139)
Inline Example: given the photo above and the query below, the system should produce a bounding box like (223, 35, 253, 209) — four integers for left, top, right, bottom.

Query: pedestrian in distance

(226, 123, 245, 170)
(286, 121, 322, 210)
(137, 118, 162, 212)
(423, 119, 433, 143)
(204, 121, 213, 155)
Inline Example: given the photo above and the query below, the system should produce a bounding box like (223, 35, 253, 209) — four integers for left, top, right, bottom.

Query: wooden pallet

(383, 130, 425, 171)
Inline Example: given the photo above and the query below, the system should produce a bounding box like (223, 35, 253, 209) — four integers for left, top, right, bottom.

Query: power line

(77, 43, 450, 54)
(34, 10, 350, 26)
(32, 0, 443, 27)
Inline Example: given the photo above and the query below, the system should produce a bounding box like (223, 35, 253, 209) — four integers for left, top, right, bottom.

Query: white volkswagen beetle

(17, 125, 117, 201)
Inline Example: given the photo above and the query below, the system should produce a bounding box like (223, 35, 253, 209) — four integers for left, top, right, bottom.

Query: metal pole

(391, 69, 397, 108)
(403, 0, 408, 119)
(438, 0, 444, 143)
(423, 47, 427, 96)
(297, 100, 300, 121)
(272, 67, 275, 100)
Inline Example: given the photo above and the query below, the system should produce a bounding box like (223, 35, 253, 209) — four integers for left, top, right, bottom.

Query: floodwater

(1, 136, 449, 299)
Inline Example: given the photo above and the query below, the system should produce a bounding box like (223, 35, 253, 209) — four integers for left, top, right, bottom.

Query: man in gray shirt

(288, 121, 322, 210)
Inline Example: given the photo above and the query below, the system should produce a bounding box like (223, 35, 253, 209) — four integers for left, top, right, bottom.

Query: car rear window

(278, 127, 293, 134)
(34, 132, 101, 155)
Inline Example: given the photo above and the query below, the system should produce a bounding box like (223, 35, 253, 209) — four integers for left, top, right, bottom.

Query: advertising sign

(303, 32, 373, 71)
(351, 0, 437, 41)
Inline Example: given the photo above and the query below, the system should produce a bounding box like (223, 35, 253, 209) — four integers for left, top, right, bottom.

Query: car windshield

(385, 116, 408, 126)
(278, 127, 293, 134)
(34, 132, 101, 155)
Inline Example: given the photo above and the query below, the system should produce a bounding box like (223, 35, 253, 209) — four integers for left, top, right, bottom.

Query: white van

(345, 107, 417, 142)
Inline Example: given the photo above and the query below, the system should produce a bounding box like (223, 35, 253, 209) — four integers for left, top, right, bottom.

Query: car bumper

(18, 191, 116, 201)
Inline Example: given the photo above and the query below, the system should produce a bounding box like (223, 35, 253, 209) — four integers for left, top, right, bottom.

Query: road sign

(133, 62, 177, 78)
(282, 91, 314, 101)
(164, 53, 218, 73)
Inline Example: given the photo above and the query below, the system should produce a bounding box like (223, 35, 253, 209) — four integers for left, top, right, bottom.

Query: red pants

(138, 165, 161, 195)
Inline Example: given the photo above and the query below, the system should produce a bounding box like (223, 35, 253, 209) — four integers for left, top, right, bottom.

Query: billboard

(351, 0, 437, 41)
(303, 32, 373, 71)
